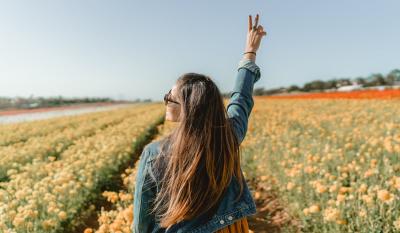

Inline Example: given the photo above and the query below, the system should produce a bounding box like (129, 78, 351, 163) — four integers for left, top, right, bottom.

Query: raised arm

(227, 14, 267, 144)
(227, 59, 260, 144)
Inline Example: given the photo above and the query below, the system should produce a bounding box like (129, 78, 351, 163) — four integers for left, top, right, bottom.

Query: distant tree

(374, 74, 386, 85)
(312, 80, 325, 90)
(386, 69, 400, 85)
(302, 83, 312, 92)
(287, 85, 300, 92)
(302, 80, 325, 91)
(336, 78, 352, 87)
(365, 73, 386, 86)
(323, 79, 337, 89)
(354, 77, 366, 86)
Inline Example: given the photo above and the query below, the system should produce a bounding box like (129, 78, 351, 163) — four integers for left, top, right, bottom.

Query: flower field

(85, 121, 178, 233)
(240, 97, 400, 232)
(1, 97, 400, 233)
(0, 103, 154, 181)
(0, 103, 165, 232)
(88, 97, 400, 233)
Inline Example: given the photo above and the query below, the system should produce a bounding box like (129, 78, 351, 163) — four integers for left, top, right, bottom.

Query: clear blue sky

(1, 0, 399, 101)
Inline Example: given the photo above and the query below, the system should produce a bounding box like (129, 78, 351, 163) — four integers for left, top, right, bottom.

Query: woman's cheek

(165, 108, 171, 120)
(173, 108, 181, 121)
(166, 107, 176, 121)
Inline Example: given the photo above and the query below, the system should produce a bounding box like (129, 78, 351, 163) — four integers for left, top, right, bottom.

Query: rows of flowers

(0, 104, 154, 181)
(86, 98, 400, 232)
(0, 103, 165, 232)
(240, 98, 400, 232)
(0, 103, 147, 147)
(84, 121, 177, 233)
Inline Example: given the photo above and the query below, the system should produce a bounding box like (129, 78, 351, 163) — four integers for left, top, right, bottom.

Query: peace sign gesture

(244, 14, 267, 55)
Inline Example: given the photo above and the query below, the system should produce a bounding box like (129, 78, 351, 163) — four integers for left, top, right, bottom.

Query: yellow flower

(323, 207, 340, 222)
(308, 205, 320, 213)
(364, 169, 376, 178)
(42, 220, 56, 230)
(119, 193, 133, 201)
(99, 214, 110, 224)
(12, 217, 25, 227)
(58, 211, 67, 220)
(336, 219, 347, 225)
(327, 199, 336, 206)
(339, 187, 351, 194)
(391, 176, 400, 190)
(329, 184, 337, 193)
(362, 194, 374, 206)
(123, 205, 133, 223)
(394, 217, 400, 230)
(84, 228, 94, 233)
(286, 182, 295, 190)
(316, 184, 327, 194)
(370, 159, 378, 167)
(303, 208, 310, 216)
(377, 189, 395, 204)
(337, 194, 346, 202)
(110, 219, 124, 231)
(103, 191, 119, 203)
(358, 183, 368, 193)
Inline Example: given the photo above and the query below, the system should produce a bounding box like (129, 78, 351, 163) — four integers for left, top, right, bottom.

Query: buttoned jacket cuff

(237, 58, 261, 82)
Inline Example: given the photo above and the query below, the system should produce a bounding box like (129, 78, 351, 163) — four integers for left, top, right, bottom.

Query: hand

(244, 14, 267, 54)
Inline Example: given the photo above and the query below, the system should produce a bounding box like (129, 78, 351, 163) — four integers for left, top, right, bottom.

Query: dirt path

(247, 178, 302, 233)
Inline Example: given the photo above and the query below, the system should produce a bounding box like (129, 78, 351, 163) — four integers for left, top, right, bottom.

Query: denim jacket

(132, 58, 261, 233)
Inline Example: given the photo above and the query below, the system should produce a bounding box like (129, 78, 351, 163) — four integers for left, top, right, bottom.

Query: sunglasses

(164, 89, 180, 105)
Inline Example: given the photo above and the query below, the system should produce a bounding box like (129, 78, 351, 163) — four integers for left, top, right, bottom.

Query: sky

(0, 0, 399, 101)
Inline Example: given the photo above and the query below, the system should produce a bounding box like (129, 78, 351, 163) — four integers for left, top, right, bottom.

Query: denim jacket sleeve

(227, 58, 261, 144)
(132, 146, 158, 233)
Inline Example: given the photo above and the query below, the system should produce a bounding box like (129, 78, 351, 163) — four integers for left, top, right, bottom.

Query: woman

(133, 14, 267, 233)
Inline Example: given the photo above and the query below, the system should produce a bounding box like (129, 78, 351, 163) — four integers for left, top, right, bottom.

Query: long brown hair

(150, 73, 245, 228)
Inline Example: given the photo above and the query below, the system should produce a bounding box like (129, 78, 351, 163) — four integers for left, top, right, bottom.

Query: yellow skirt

(215, 217, 249, 233)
